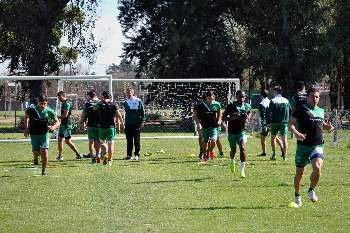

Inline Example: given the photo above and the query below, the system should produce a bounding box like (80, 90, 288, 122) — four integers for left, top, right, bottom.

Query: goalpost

(0, 75, 240, 143)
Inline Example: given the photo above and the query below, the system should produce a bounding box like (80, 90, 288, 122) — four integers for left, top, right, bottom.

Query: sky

(89, 0, 125, 74)
(0, 0, 125, 75)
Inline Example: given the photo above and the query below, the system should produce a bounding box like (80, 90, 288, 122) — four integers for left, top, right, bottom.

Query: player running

(267, 86, 291, 161)
(81, 90, 101, 164)
(95, 91, 124, 165)
(56, 91, 82, 161)
(193, 91, 222, 161)
(257, 89, 283, 157)
(288, 87, 334, 207)
(223, 90, 251, 178)
(24, 95, 60, 176)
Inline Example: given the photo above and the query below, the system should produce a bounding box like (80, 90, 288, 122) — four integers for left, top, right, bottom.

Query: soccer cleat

(209, 151, 215, 160)
(33, 159, 39, 169)
(202, 154, 209, 162)
(41, 170, 46, 176)
(295, 195, 303, 207)
(270, 154, 276, 160)
(240, 170, 246, 178)
(108, 160, 112, 166)
(76, 154, 83, 160)
(218, 152, 224, 157)
(257, 152, 266, 157)
(56, 155, 64, 161)
(122, 156, 132, 160)
(229, 161, 236, 173)
(103, 155, 108, 165)
(135, 155, 140, 161)
(91, 157, 96, 164)
(308, 190, 318, 202)
(282, 155, 287, 161)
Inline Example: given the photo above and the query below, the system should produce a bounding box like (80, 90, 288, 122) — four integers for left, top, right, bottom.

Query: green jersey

(26, 105, 56, 135)
(194, 100, 221, 128)
(60, 100, 73, 125)
(123, 96, 146, 126)
(224, 101, 251, 134)
(258, 98, 270, 127)
(267, 94, 291, 124)
(293, 104, 324, 146)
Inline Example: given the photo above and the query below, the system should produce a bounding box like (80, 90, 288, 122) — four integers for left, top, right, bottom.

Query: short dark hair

(307, 87, 320, 96)
(236, 90, 246, 97)
(261, 89, 268, 98)
(102, 91, 112, 99)
(205, 90, 215, 97)
(38, 95, 48, 102)
(87, 90, 96, 98)
(273, 85, 282, 94)
(296, 81, 305, 91)
(57, 91, 65, 97)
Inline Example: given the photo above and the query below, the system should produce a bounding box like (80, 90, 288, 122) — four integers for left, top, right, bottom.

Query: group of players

(193, 82, 334, 207)
(24, 81, 333, 208)
(24, 88, 145, 176)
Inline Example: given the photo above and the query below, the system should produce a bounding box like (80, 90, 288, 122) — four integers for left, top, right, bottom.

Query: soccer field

(0, 133, 349, 233)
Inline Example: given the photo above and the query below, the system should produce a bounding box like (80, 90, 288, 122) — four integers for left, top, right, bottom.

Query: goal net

(0, 75, 240, 142)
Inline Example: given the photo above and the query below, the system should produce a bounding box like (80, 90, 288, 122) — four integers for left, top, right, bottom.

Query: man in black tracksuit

(122, 88, 146, 161)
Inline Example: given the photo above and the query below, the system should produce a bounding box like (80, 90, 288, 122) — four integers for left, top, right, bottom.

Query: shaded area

(134, 177, 212, 184)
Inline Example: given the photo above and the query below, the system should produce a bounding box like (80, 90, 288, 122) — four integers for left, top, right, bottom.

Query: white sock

(240, 162, 245, 171)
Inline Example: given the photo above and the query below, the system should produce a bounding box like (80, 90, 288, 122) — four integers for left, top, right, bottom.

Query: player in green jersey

(81, 90, 101, 163)
(193, 91, 222, 161)
(289, 88, 334, 207)
(258, 89, 283, 157)
(95, 91, 124, 165)
(56, 91, 82, 161)
(24, 96, 60, 176)
(223, 90, 251, 178)
(267, 86, 291, 160)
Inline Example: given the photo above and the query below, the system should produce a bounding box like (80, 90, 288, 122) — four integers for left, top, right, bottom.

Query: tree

(227, 0, 328, 94)
(118, 0, 243, 79)
(0, 0, 99, 101)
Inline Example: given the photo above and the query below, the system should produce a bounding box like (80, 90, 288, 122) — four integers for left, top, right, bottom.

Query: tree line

(0, 0, 349, 108)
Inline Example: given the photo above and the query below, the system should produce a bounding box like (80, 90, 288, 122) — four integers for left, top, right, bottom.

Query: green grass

(0, 132, 349, 233)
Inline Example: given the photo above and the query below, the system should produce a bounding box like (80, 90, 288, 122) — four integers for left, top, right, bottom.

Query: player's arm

(116, 109, 124, 133)
(24, 111, 30, 138)
(192, 109, 202, 131)
(81, 105, 87, 130)
(139, 100, 146, 129)
(323, 121, 335, 133)
(59, 110, 69, 120)
(216, 109, 222, 127)
(288, 115, 305, 141)
(48, 117, 60, 131)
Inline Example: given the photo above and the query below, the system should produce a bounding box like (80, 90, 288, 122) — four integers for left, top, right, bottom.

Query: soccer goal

(0, 75, 239, 142)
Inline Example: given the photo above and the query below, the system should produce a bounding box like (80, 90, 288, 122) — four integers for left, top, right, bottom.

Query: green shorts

(99, 127, 115, 142)
(295, 144, 324, 167)
(270, 123, 288, 136)
(228, 132, 247, 149)
(259, 125, 269, 136)
(58, 124, 72, 139)
(88, 127, 100, 141)
(202, 127, 218, 143)
(30, 134, 49, 151)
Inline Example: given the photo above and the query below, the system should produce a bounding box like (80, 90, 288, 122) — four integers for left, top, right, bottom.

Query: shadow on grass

(178, 205, 273, 211)
(134, 177, 212, 184)
(0, 175, 11, 178)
